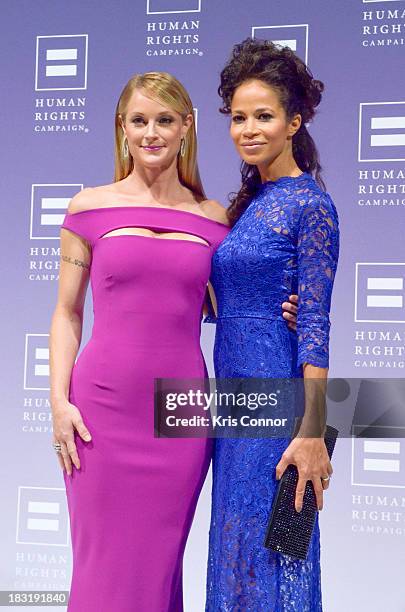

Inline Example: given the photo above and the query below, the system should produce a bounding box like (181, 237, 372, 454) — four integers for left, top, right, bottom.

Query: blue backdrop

(1, 1, 405, 610)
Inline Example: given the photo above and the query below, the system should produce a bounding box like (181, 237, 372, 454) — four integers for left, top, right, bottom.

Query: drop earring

(180, 138, 186, 157)
(122, 136, 129, 159)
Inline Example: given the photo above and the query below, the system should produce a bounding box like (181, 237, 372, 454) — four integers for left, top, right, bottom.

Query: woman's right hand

(51, 400, 92, 476)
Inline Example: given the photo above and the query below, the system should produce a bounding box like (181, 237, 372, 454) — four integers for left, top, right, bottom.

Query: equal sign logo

(35, 34, 88, 91)
(24, 334, 50, 390)
(46, 48, 78, 77)
(358, 102, 405, 162)
(352, 432, 405, 489)
(146, 0, 202, 14)
(367, 276, 403, 309)
(251, 24, 309, 64)
(355, 263, 405, 323)
(16, 487, 69, 546)
(363, 440, 400, 473)
(31, 184, 82, 240)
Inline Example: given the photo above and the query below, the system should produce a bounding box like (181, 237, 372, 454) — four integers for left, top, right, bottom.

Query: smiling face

(120, 88, 193, 172)
(230, 79, 301, 178)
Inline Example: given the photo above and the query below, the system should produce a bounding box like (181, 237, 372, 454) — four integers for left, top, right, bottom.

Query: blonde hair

(114, 71, 206, 201)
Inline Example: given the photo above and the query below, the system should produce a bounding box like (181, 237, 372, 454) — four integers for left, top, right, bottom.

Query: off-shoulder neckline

(64, 204, 230, 228)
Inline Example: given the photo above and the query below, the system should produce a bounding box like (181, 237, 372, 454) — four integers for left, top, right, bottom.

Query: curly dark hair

(219, 38, 325, 225)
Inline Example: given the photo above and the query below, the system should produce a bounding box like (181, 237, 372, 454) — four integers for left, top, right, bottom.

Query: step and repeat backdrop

(1, 1, 404, 610)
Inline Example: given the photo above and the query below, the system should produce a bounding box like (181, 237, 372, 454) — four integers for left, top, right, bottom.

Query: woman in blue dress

(205, 39, 340, 610)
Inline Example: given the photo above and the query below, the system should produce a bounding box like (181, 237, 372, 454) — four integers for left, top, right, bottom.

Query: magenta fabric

(60, 206, 229, 612)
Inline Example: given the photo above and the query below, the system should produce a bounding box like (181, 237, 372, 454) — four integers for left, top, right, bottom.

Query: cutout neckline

(99, 227, 210, 247)
(65, 205, 230, 229)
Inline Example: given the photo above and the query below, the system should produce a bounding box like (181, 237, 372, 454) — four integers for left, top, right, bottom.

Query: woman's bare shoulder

(200, 199, 230, 226)
(67, 184, 117, 214)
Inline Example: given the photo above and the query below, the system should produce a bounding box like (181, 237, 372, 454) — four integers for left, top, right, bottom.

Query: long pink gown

(59, 205, 229, 612)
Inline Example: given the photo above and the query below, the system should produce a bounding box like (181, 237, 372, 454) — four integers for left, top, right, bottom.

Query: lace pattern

(205, 174, 339, 611)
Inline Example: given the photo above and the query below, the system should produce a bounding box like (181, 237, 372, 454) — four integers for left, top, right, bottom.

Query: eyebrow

(232, 107, 275, 114)
(128, 111, 175, 117)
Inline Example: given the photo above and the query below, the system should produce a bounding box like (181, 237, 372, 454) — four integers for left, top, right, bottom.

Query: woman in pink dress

(49, 71, 229, 612)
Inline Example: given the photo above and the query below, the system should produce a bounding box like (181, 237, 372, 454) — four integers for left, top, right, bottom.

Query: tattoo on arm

(61, 255, 90, 270)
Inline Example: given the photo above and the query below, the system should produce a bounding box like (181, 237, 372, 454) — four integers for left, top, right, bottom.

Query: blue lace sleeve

(296, 193, 339, 368)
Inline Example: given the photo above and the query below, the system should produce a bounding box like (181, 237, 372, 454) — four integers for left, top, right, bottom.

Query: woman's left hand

(275, 436, 333, 512)
(282, 293, 298, 330)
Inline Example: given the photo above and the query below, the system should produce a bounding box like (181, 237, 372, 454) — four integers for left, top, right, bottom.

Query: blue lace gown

(205, 173, 340, 611)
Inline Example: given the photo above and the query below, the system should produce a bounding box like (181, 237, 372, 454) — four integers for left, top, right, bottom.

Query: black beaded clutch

(264, 425, 339, 560)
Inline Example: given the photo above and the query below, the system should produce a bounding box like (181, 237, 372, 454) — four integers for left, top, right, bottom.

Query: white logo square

(358, 102, 405, 162)
(31, 184, 82, 240)
(16, 486, 69, 546)
(35, 34, 88, 92)
(352, 429, 405, 489)
(355, 263, 405, 323)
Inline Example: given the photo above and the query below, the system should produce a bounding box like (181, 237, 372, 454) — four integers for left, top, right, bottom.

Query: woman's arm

(276, 364, 332, 512)
(276, 194, 340, 512)
(49, 195, 93, 475)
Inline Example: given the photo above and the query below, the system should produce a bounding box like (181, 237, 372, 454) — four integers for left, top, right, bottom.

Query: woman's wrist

(293, 416, 326, 438)
(50, 393, 69, 409)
